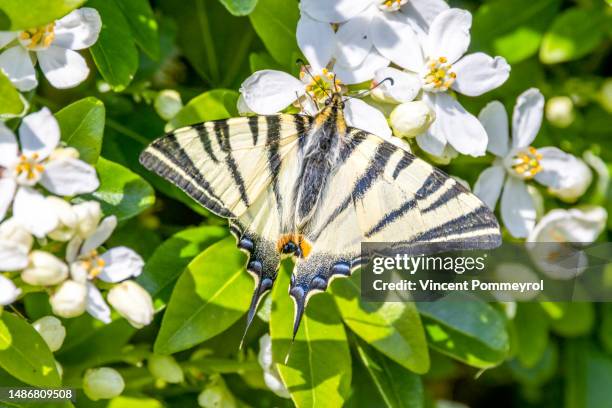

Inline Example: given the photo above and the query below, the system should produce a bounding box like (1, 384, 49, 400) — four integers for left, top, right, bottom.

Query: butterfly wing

(288, 127, 501, 335)
(140, 114, 312, 335)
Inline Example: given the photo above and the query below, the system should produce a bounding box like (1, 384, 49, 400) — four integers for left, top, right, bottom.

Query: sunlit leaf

(0, 0, 84, 30)
(113, 0, 160, 59)
(167, 89, 239, 130)
(55, 97, 105, 164)
(0, 71, 24, 116)
(218, 0, 258, 16)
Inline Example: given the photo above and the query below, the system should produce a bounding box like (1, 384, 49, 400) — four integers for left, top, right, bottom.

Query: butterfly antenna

(344, 77, 395, 101)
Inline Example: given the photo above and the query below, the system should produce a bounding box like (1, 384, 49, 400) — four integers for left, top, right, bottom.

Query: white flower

(298, 0, 448, 84)
(32, 316, 66, 352)
(239, 67, 403, 147)
(50, 279, 87, 318)
(526, 206, 607, 279)
(107, 281, 154, 329)
(389, 100, 435, 138)
(155, 90, 183, 121)
(0, 275, 21, 305)
(21, 250, 69, 286)
(547, 158, 592, 202)
(83, 367, 125, 401)
(66, 214, 145, 324)
(0, 8, 101, 90)
(46, 197, 78, 242)
(257, 334, 290, 398)
(473, 89, 589, 238)
(148, 355, 184, 384)
(545, 96, 575, 128)
(0, 108, 99, 237)
(0, 218, 33, 271)
(72, 201, 103, 238)
(372, 8, 510, 157)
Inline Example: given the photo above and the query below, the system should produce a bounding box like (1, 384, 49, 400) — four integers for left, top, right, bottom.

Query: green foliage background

(0, 0, 610, 407)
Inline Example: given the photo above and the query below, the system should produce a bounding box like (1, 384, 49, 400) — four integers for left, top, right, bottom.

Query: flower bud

(48, 147, 80, 161)
(548, 158, 592, 202)
(22, 251, 69, 286)
(545, 96, 575, 128)
(83, 367, 125, 401)
(197, 376, 237, 408)
(50, 280, 87, 318)
(148, 354, 184, 383)
(0, 275, 21, 305)
(155, 90, 183, 121)
(371, 67, 420, 104)
(32, 316, 66, 352)
(257, 334, 290, 398)
(72, 201, 102, 238)
(390, 101, 435, 139)
(107, 281, 154, 328)
(47, 197, 77, 242)
(0, 218, 33, 254)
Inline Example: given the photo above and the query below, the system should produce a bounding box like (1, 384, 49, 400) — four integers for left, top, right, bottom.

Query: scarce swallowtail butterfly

(139, 92, 501, 339)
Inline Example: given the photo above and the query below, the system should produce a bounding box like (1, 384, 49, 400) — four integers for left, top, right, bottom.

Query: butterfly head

(324, 92, 345, 110)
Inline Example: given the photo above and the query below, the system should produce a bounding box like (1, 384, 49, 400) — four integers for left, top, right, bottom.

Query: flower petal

(334, 48, 389, 85)
(401, 0, 449, 32)
(512, 88, 544, 149)
(13, 186, 58, 238)
(39, 158, 99, 196)
(425, 8, 471, 63)
(0, 123, 18, 168)
(478, 100, 509, 157)
(300, 0, 371, 23)
(0, 275, 21, 305)
(371, 67, 421, 103)
(239, 70, 304, 114)
(19, 107, 60, 160)
(452, 53, 510, 97)
(428, 92, 488, 157)
(81, 216, 117, 254)
(98, 247, 145, 283)
(473, 165, 506, 210)
(344, 98, 394, 142)
(501, 177, 536, 238)
(86, 283, 111, 324)
(371, 11, 424, 72)
(38, 46, 90, 89)
(416, 93, 446, 156)
(297, 13, 335, 71)
(54, 8, 102, 50)
(528, 206, 606, 244)
(0, 178, 16, 222)
(0, 240, 29, 271)
(334, 9, 374, 68)
(0, 46, 37, 91)
(0, 32, 18, 49)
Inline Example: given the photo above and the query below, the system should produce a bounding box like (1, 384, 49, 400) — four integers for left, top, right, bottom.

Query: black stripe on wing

(214, 121, 250, 207)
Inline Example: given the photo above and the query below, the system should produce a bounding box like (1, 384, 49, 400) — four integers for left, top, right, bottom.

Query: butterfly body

(140, 92, 501, 338)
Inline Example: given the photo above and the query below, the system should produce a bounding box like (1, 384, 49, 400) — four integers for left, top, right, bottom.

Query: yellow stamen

(20, 23, 55, 50)
(422, 56, 456, 92)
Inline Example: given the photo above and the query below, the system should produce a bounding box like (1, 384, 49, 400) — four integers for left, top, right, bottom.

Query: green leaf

(79, 157, 155, 220)
(417, 298, 509, 368)
(565, 339, 612, 408)
(249, 51, 283, 73)
(513, 303, 549, 367)
(218, 0, 258, 16)
(137, 226, 228, 309)
(330, 270, 429, 374)
(548, 302, 595, 337)
(0, 71, 24, 116)
(540, 7, 607, 64)
(249, 0, 300, 68)
(355, 339, 424, 408)
(167, 89, 239, 130)
(471, 0, 561, 64)
(599, 303, 612, 354)
(270, 264, 351, 408)
(55, 97, 105, 164)
(0, 313, 60, 387)
(508, 342, 558, 386)
(0, 0, 84, 30)
(88, 0, 139, 91)
(154, 237, 251, 354)
(113, 0, 160, 59)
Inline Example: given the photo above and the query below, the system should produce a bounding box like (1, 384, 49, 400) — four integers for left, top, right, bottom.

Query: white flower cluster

(0, 8, 101, 92)
(0, 108, 154, 329)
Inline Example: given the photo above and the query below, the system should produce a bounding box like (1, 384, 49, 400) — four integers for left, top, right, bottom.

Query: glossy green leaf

(249, 51, 283, 73)
(330, 271, 429, 374)
(548, 302, 595, 337)
(137, 225, 228, 309)
(355, 340, 424, 408)
(154, 237, 251, 354)
(167, 89, 239, 130)
(472, 0, 561, 64)
(565, 339, 612, 408)
(0, 71, 24, 116)
(249, 0, 300, 68)
(79, 157, 155, 220)
(55, 97, 105, 164)
(0, 0, 84, 30)
(417, 298, 509, 368)
(513, 303, 549, 367)
(540, 7, 607, 64)
(0, 313, 60, 387)
(89, 0, 139, 91)
(113, 0, 160, 59)
(218, 0, 258, 16)
(270, 264, 351, 408)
